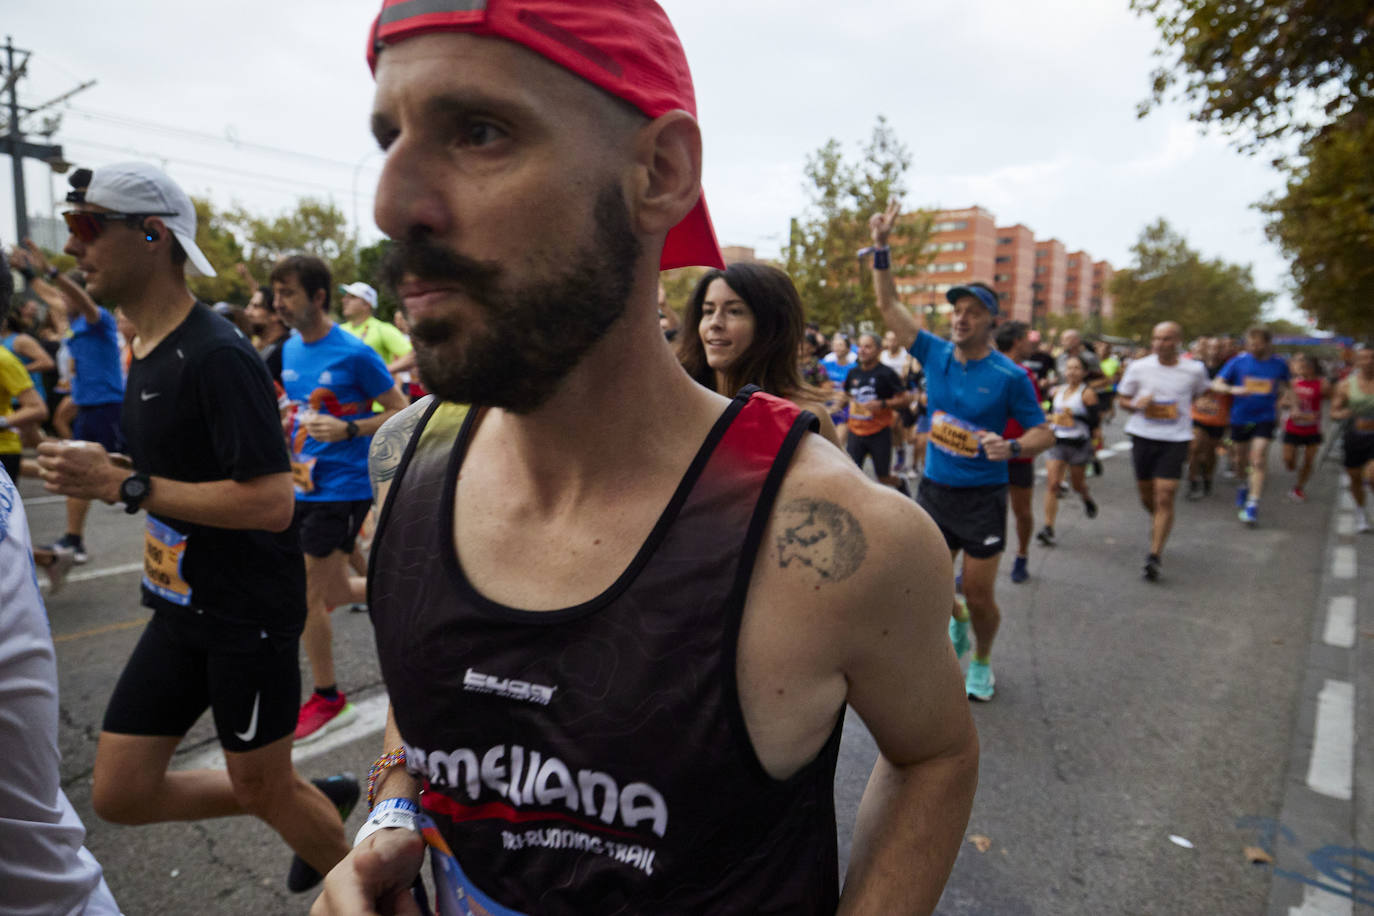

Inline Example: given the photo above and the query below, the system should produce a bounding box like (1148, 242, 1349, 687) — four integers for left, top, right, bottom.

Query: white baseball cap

(68, 161, 216, 277)
(338, 281, 378, 309)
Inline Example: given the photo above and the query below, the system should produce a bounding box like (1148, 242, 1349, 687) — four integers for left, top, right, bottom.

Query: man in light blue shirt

(870, 202, 1051, 702)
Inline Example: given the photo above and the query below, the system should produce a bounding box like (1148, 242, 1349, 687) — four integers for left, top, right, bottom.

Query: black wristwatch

(1008, 439, 1022, 459)
(120, 472, 152, 514)
(345, 420, 360, 440)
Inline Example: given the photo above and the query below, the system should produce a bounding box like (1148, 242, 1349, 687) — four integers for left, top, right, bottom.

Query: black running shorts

(1007, 460, 1034, 489)
(917, 478, 1008, 559)
(1230, 421, 1276, 443)
(1282, 431, 1322, 447)
(1130, 435, 1190, 481)
(846, 427, 893, 478)
(103, 610, 300, 753)
(1192, 420, 1225, 440)
(1344, 432, 1374, 470)
(294, 499, 372, 558)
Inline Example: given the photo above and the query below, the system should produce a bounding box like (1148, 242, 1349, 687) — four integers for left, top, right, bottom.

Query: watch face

(124, 478, 148, 500)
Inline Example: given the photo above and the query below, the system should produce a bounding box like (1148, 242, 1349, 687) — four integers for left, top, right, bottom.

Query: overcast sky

(3, 0, 1303, 321)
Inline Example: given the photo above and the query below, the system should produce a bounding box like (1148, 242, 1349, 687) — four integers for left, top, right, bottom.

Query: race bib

(1193, 393, 1222, 419)
(1243, 377, 1274, 396)
(143, 516, 191, 606)
(930, 410, 981, 458)
(1355, 417, 1374, 434)
(1143, 400, 1179, 422)
(290, 455, 317, 495)
(1290, 411, 1318, 427)
(1052, 409, 1077, 432)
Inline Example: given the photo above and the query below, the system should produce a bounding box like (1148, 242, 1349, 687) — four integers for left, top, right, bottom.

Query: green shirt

(341, 315, 412, 366)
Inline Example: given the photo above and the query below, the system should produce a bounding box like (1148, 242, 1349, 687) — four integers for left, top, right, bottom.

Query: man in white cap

(339, 280, 412, 369)
(35, 161, 357, 893)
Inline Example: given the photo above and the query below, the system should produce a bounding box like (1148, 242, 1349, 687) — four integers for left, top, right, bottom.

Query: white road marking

(1331, 546, 1356, 580)
(1111, 441, 1134, 453)
(1336, 514, 1355, 536)
(175, 690, 390, 773)
(39, 561, 145, 591)
(1305, 679, 1354, 801)
(1323, 596, 1356, 649)
(22, 494, 68, 506)
(1288, 881, 1353, 916)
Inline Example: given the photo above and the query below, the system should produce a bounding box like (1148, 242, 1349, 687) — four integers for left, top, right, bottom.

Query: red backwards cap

(367, 0, 724, 271)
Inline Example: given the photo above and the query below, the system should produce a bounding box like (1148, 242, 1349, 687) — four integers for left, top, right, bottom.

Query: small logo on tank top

(464, 667, 557, 706)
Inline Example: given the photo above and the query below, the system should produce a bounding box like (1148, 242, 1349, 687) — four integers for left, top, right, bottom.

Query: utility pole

(2, 35, 93, 245)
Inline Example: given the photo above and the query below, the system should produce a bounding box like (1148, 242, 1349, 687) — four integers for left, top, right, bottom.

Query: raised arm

(20, 241, 100, 325)
(869, 201, 922, 349)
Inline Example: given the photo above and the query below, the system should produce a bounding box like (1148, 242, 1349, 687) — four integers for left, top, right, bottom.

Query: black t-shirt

(842, 362, 904, 402)
(1025, 350, 1055, 381)
(122, 302, 305, 633)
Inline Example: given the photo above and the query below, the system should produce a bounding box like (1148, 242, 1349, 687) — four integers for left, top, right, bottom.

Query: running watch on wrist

(345, 420, 360, 440)
(120, 472, 151, 514)
(1008, 439, 1022, 459)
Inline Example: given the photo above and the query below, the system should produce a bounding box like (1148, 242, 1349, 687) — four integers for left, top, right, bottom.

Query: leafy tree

(785, 117, 932, 331)
(187, 197, 250, 305)
(1260, 113, 1374, 339)
(230, 198, 359, 309)
(1107, 219, 1272, 341)
(356, 238, 398, 321)
(1131, 0, 1374, 150)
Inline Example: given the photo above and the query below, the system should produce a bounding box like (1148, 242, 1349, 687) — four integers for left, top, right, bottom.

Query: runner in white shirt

(1115, 321, 1211, 581)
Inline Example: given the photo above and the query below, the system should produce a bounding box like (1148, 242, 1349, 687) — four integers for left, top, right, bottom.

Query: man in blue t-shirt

(1214, 326, 1290, 526)
(273, 255, 406, 745)
(871, 202, 1051, 702)
(14, 241, 125, 564)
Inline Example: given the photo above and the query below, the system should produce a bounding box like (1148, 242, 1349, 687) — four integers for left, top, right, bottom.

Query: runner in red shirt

(1281, 353, 1326, 502)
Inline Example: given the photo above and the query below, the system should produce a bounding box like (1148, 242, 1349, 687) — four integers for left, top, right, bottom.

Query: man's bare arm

(368, 395, 434, 504)
(835, 495, 977, 915)
(869, 201, 921, 349)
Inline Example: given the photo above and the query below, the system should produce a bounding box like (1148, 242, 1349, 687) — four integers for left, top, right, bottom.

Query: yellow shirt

(0, 347, 35, 455)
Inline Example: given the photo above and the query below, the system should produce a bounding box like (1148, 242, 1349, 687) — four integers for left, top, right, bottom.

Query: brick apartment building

(890, 205, 1114, 330)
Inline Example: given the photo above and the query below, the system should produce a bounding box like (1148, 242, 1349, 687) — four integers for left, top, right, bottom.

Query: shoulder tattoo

(774, 498, 867, 583)
(368, 397, 432, 494)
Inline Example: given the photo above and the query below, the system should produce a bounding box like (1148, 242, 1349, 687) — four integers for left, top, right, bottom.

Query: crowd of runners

(2, 1, 1373, 914)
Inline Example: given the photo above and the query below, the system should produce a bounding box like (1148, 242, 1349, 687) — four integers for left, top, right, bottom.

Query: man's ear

(627, 110, 703, 236)
(142, 217, 167, 243)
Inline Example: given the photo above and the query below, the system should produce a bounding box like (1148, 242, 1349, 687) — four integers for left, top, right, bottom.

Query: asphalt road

(20, 424, 1372, 915)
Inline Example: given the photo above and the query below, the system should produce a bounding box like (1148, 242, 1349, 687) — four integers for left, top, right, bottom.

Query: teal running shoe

(966, 660, 995, 702)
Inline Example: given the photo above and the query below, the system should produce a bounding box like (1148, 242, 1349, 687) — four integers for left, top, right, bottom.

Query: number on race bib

(143, 517, 192, 606)
(930, 411, 981, 458)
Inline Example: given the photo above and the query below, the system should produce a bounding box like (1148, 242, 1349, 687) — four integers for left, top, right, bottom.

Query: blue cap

(946, 284, 999, 316)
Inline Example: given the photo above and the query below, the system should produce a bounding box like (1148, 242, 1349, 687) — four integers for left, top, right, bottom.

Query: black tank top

(369, 389, 844, 915)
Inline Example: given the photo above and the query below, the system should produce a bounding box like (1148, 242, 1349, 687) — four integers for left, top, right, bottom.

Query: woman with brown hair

(677, 262, 839, 446)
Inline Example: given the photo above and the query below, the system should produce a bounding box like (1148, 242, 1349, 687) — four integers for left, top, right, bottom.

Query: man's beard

(381, 185, 641, 414)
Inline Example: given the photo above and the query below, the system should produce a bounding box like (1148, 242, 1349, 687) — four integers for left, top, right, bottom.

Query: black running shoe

(1036, 525, 1056, 547)
(1084, 498, 1098, 519)
(1143, 554, 1161, 581)
(287, 773, 360, 893)
(1091, 459, 1103, 477)
(1185, 480, 1203, 501)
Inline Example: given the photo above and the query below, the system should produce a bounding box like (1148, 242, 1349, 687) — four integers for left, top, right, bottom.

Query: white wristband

(353, 798, 421, 848)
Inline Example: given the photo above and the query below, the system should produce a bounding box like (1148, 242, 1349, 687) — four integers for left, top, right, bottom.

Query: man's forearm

(374, 707, 420, 807)
(873, 260, 921, 349)
(356, 406, 401, 437)
(840, 745, 978, 916)
(140, 473, 296, 531)
(1016, 425, 1054, 458)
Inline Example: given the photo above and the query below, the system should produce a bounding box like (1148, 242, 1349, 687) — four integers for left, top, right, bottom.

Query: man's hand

(235, 262, 257, 287)
(22, 239, 52, 274)
(869, 199, 901, 248)
(36, 440, 124, 502)
(977, 430, 1012, 461)
(311, 829, 425, 916)
(303, 411, 351, 444)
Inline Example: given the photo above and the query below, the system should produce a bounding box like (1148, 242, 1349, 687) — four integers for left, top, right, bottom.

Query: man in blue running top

(1214, 326, 1290, 526)
(870, 201, 1051, 702)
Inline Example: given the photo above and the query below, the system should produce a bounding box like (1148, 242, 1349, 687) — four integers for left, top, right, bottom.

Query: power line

(63, 105, 380, 172)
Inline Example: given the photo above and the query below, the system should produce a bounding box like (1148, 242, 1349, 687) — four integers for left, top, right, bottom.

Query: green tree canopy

(1260, 112, 1374, 339)
(230, 198, 359, 307)
(1108, 219, 1272, 341)
(1131, 0, 1374, 150)
(785, 117, 932, 332)
(187, 197, 250, 305)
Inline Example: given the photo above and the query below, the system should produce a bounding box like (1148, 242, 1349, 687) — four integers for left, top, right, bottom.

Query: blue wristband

(872, 247, 891, 270)
(372, 797, 419, 816)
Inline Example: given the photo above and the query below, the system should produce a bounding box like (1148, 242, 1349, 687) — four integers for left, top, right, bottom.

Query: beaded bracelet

(367, 746, 408, 811)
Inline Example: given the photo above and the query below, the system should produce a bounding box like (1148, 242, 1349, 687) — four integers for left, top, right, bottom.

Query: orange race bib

(1355, 417, 1374, 434)
(1052, 409, 1077, 432)
(1143, 400, 1180, 422)
(1243, 377, 1274, 396)
(143, 517, 192, 607)
(1193, 392, 1225, 421)
(1290, 411, 1318, 428)
(290, 455, 317, 494)
(930, 410, 981, 458)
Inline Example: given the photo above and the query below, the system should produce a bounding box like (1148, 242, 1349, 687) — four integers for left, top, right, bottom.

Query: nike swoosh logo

(140, 391, 161, 401)
(234, 691, 261, 743)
